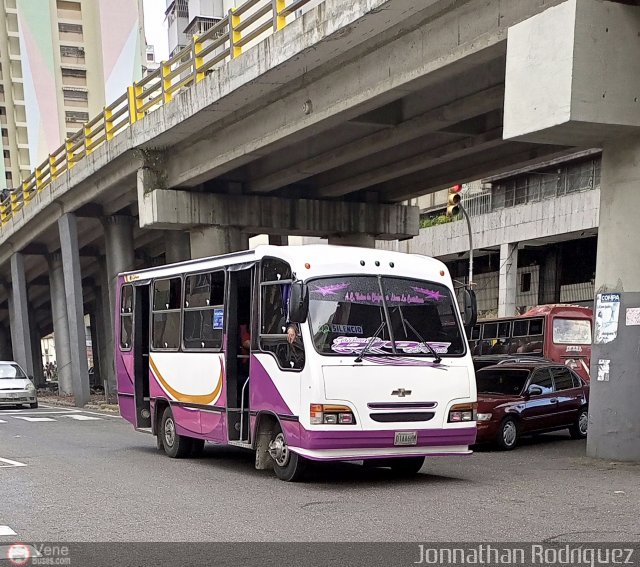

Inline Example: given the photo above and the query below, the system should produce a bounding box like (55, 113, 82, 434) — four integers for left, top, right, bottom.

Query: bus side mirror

(463, 288, 477, 330)
(288, 282, 309, 323)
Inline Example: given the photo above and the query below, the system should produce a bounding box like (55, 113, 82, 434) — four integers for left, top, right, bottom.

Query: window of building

(61, 67, 87, 78)
(183, 271, 225, 350)
(152, 278, 182, 350)
(60, 45, 85, 59)
(147, 53, 154, 61)
(65, 111, 89, 123)
(63, 88, 88, 101)
(521, 272, 532, 293)
(3, 150, 9, 159)
(58, 22, 83, 34)
(120, 285, 133, 350)
(0, 107, 5, 115)
(57, 0, 81, 11)
(1, 128, 8, 139)
(5, 171, 12, 182)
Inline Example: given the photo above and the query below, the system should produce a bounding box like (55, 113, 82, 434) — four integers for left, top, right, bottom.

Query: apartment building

(0, 0, 146, 187)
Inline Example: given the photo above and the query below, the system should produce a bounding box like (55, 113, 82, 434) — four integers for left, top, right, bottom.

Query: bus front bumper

(286, 425, 476, 461)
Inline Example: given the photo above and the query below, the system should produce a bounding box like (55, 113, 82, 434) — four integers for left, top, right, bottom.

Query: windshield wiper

(354, 321, 387, 363)
(400, 313, 442, 364)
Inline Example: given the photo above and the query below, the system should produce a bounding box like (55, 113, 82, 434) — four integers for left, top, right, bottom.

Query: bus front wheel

(161, 406, 192, 458)
(389, 457, 425, 476)
(269, 426, 306, 482)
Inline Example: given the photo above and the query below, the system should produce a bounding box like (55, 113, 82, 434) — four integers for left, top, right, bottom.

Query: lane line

(63, 415, 102, 421)
(0, 411, 80, 416)
(0, 420, 6, 424)
(0, 457, 26, 468)
(12, 417, 56, 422)
(0, 526, 16, 536)
(40, 405, 121, 419)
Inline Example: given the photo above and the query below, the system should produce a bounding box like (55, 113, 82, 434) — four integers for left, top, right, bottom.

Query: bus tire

(496, 417, 518, 450)
(269, 425, 306, 482)
(161, 406, 192, 458)
(389, 456, 425, 476)
(569, 406, 588, 439)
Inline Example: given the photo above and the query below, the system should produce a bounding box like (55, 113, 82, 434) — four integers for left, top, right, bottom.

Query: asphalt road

(1, 405, 639, 543)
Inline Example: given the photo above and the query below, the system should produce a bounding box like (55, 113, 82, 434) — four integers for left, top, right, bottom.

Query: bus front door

(133, 284, 151, 429)
(225, 267, 254, 442)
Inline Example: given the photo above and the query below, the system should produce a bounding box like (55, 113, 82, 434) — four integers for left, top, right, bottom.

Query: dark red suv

(475, 362, 589, 450)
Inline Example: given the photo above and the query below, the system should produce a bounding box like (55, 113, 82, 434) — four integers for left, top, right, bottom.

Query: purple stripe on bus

(300, 451, 473, 462)
(249, 356, 293, 417)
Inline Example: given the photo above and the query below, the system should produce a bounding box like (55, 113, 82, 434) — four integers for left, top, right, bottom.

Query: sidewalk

(37, 392, 120, 414)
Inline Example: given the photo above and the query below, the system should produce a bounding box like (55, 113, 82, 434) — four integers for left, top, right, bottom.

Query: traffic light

(446, 184, 462, 217)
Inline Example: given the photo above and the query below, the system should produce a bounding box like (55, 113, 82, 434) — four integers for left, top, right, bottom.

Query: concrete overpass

(0, 0, 638, 460)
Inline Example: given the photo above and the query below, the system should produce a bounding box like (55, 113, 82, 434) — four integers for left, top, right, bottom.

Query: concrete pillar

(58, 213, 90, 407)
(587, 135, 640, 462)
(538, 245, 561, 305)
(48, 252, 73, 395)
(165, 230, 191, 263)
(8, 293, 16, 359)
(327, 234, 376, 247)
(268, 235, 289, 246)
(104, 215, 135, 316)
(0, 325, 12, 360)
(498, 242, 518, 318)
(97, 255, 115, 396)
(28, 307, 44, 387)
(189, 226, 249, 259)
(10, 253, 34, 378)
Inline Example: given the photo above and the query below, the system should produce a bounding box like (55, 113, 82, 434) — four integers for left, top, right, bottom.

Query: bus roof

(119, 245, 452, 285)
(476, 304, 593, 323)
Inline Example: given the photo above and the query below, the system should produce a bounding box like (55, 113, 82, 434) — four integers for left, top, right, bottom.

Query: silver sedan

(0, 361, 38, 409)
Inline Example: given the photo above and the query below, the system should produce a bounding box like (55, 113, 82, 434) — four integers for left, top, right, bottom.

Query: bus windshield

(553, 318, 592, 345)
(308, 276, 465, 356)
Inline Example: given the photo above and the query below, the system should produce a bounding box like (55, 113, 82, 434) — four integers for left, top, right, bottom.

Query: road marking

(0, 457, 26, 468)
(0, 420, 5, 423)
(12, 417, 56, 422)
(0, 526, 16, 536)
(63, 415, 102, 421)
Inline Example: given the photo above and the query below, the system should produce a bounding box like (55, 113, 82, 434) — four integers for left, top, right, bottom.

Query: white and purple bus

(116, 245, 477, 481)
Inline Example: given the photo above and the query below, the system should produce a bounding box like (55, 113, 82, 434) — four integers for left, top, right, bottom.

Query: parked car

(473, 354, 550, 372)
(475, 362, 588, 450)
(0, 361, 38, 409)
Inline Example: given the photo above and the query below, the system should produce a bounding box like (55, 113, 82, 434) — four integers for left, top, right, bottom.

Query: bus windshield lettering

(308, 276, 464, 356)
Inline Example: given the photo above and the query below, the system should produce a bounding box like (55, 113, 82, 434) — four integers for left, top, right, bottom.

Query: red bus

(469, 305, 593, 380)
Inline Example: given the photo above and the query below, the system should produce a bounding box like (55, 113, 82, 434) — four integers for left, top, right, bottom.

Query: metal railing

(0, 0, 315, 226)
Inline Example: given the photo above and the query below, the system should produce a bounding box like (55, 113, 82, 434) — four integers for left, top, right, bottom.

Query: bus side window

(183, 271, 225, 350)
(152, 277, 182, 351)
(120, 285, 133, 350)
(260, 283, 304, 370)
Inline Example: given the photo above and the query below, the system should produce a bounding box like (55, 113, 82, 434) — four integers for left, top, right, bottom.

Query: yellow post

(84, 122, 93, 156)
(0, 200, 8, 224)
(193, 35, 205, 83)
(23, 179, 32, 202)
(66, 137, 75, 169)
(162, 61, 173, 104)
(49, 154, 57, 181)
(229, 8, 242, 58)
(273, 0, 286, 31)
(127, 85, 144, 124)
(35, 167, 43, 191)
(11, 189, 20, 212)
(105, 106, 114, 141)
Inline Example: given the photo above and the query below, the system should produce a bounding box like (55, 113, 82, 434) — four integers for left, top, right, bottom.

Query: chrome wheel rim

(579, 411, 588, 435)
(503, 421, 517, 446)
(269, 432, 289, 467)
(164, 417, 176, 448)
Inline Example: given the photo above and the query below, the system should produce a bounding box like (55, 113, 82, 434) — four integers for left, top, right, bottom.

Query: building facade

(380, 151, 601, 319)
(0, 0, 146, 186)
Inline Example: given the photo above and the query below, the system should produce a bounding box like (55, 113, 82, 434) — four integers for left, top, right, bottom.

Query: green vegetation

(419, 214, 455, 228)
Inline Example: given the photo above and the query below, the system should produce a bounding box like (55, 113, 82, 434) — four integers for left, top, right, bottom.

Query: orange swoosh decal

(149, 357, 222, 405)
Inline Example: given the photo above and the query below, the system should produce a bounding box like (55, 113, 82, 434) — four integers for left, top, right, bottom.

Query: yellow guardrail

(0, 0, 315, 226)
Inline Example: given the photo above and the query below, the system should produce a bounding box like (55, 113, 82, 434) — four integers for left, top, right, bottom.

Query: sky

(142, 0, 169, 61)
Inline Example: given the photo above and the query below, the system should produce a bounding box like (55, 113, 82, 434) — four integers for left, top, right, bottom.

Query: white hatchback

(0, 361, 38, 408)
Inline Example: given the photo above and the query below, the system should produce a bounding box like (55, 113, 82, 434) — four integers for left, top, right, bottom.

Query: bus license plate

(394, 432, 417, 446)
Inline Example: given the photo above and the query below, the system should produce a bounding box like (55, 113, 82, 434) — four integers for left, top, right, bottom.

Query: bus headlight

(310, 404, 356, 425)
(448, 403, 477, 423)
(476, 413, 492, 422)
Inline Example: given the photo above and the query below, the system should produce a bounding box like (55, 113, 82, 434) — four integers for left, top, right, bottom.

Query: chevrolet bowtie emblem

(391, 388, 412, 397)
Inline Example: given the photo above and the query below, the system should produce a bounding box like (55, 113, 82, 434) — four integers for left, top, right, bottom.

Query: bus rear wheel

(269, 426, 306, 482)
(161, 407, 192, 458)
